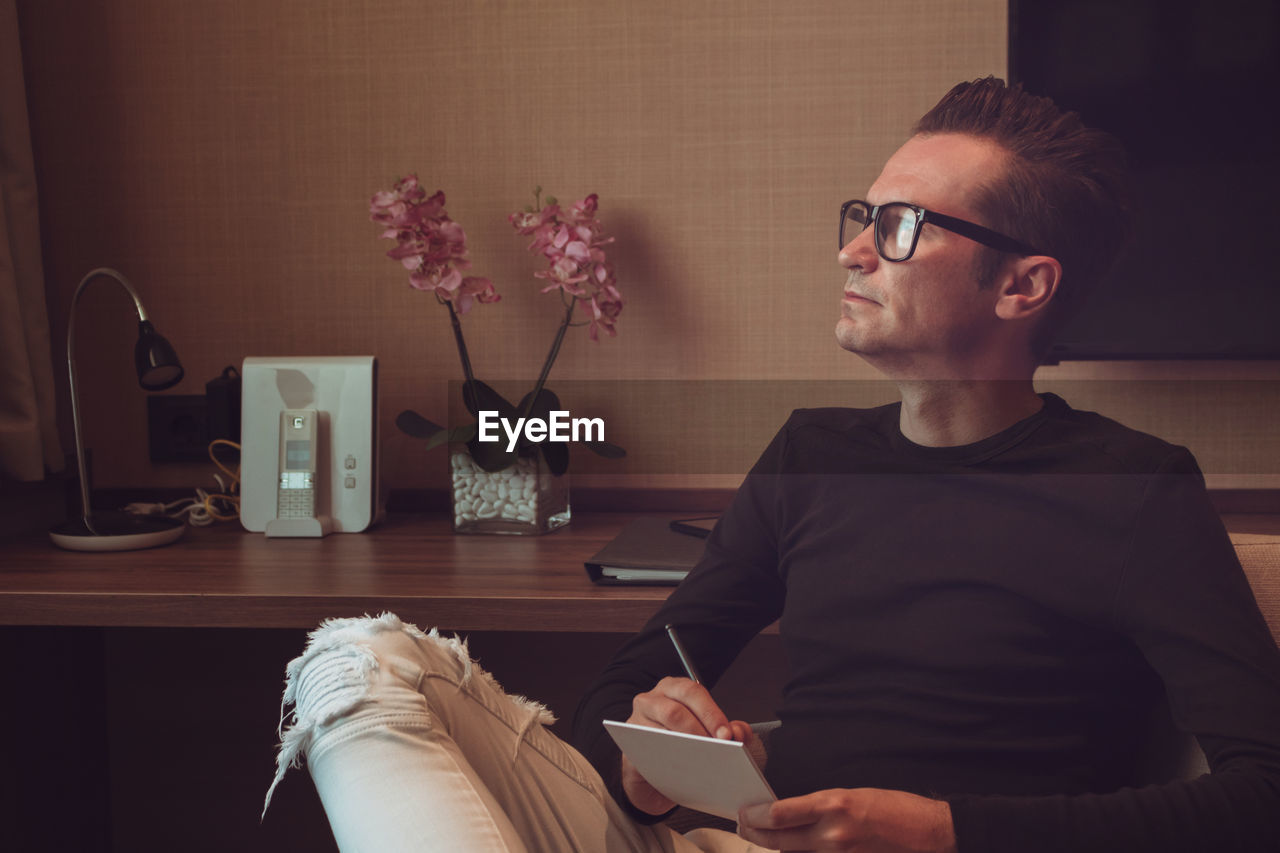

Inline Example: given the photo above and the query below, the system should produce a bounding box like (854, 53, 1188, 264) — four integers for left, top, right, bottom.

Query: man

(266, 78, 1280, 851)
(570, 78, 1280, 851)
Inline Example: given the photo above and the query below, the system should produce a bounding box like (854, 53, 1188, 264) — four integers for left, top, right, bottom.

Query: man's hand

(737, 788, 957, 853)
(621, 676, 754, 815)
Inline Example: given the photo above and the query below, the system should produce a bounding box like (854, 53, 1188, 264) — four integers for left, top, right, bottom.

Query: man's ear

(994, 255, 1062, 321)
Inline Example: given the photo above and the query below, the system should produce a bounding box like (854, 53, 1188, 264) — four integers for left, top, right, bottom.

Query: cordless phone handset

(277, 409, 317, 520)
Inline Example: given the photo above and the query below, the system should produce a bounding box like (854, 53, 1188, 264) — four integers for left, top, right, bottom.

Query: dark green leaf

(462, 379, 518, 420)
(396, 409, 444, 440)
(516, 387, 562, 423)
(426, 423, 477, 451)
(466, 436, 517, 472)
(541, 439, 569, 476)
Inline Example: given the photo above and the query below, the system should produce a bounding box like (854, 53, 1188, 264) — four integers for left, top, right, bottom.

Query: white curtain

(0, 0, 62, 482)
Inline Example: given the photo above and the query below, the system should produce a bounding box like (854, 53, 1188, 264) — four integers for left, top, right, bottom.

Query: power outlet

(147, 395, 209, 463)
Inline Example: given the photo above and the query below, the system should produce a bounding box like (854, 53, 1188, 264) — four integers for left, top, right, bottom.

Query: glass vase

(450, 445, 570, 535)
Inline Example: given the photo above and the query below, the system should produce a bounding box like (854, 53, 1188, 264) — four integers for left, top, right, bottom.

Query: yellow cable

(203, 492, 240, 521)
(205, 439, 242, 521)
(208, 439, 241, 488)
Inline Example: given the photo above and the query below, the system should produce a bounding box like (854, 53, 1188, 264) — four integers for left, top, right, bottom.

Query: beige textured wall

(18, 0, 1277, 496)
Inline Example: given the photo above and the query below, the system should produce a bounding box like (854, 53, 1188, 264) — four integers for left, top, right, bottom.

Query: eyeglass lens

(841, 203, 920, 262)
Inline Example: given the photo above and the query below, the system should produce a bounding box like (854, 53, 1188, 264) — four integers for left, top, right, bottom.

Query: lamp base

(50, 512, 186, 552)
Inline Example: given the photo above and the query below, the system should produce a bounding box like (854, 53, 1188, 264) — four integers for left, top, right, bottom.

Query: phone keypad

(279, 472, 315, 518)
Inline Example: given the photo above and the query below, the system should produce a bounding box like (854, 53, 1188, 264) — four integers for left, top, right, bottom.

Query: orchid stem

(445, 300, 479, 401)
(523, 296, 576, 418)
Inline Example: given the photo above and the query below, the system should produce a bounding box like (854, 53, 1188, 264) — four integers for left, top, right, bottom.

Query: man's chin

(836, 323, 898, 373)
(835, 320, 870, 354)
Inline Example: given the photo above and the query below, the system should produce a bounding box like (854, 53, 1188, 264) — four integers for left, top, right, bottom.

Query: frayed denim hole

(263, 643, 378, 818)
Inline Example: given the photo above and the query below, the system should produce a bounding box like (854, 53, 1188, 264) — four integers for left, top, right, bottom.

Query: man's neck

(895, 380, 1044, 447)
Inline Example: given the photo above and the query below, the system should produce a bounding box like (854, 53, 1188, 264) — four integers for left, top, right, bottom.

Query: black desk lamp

(49, 268, 187, 552)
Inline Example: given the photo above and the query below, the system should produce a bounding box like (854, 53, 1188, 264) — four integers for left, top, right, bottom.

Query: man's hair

(913, 77, 1133, 361)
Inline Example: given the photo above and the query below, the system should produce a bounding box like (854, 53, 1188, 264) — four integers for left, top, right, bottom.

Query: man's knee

(264, 612, 460, 816)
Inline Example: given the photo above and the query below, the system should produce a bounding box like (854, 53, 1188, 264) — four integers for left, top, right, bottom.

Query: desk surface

(6, 512, 1277, 633)
(0, 513, 677, 632)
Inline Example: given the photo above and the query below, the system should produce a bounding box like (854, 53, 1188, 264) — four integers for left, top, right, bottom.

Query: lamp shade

(134, 320, 184, 390)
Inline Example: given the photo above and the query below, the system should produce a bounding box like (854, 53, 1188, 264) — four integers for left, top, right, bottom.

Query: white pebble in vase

(449, 448, 570, 535)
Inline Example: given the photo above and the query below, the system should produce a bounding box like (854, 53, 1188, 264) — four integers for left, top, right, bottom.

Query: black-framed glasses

(839, 199, 1040, 262)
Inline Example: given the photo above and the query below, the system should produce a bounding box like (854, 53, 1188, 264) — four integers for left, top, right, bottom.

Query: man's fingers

(735, 808, 816, 853)
(739, 802, 776, 827)
(740, 795, 822, 829)
(631, 693, 710, 736)
(740, 789, 957, 853)
(630, 677, 732, 739)
(737, 796, 827, 851)
(659, 677, 733, 738)
(735, 825, 810, 851)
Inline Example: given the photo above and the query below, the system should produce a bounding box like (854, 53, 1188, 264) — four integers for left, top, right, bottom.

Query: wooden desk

(0, 512, 677, 632)
(0, 512, 783, 852)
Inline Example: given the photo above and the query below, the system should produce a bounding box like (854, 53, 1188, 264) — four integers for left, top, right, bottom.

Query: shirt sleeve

(570, 421, 791, 822)
(947, 448, 1280, 852)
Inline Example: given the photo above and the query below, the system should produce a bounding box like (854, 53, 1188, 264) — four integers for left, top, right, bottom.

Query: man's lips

(843, 274, 880, 305)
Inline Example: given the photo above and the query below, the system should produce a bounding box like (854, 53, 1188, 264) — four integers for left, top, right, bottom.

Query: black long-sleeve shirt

(571, 393, 1280, 851)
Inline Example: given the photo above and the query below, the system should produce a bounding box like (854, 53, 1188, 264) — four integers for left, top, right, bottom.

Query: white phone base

(240, 356, 381, 534)
(266, 516, 334, 538)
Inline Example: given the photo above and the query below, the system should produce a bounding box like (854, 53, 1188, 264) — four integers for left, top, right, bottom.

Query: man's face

(836, 133, 1010, 375)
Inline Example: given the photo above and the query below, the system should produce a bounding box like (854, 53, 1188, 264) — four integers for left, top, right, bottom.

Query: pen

(664, 623, 703, 684)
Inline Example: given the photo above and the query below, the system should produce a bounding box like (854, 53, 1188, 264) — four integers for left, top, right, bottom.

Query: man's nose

(839, 226, 878, 271)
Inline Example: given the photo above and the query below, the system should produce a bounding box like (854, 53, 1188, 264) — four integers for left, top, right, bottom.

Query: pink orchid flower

(564, 240, 591, 263)
(509, 206, 556, 235)
(455, 276, 500, 314)
(536, 255, 590, 296)
(370, 175, 501, 314)
(509, 189, 624, 339)
(567, 193, 599, 223)
(588, 286, 623, 341)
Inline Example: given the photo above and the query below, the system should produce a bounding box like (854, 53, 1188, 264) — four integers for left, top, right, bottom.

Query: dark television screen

(1010, 0, 1280, 361)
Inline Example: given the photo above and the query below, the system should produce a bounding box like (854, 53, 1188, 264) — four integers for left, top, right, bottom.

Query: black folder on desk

(584, 517, 711, 585)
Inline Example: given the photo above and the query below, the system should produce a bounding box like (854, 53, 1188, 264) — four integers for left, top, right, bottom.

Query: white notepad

(603, 720, 777, 820)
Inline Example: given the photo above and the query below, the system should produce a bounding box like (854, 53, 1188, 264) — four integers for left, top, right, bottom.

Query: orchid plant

(370, 175, 625, 473)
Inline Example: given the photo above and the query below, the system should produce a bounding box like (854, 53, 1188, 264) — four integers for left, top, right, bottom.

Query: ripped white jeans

(264, 613, 763, 853)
